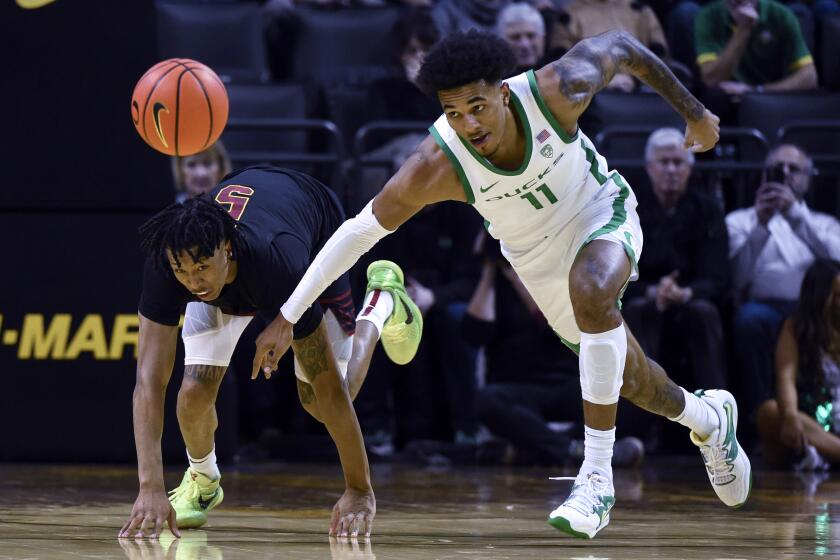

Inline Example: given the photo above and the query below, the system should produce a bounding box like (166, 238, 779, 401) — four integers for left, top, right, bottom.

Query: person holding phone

(726, 144, 840, 430)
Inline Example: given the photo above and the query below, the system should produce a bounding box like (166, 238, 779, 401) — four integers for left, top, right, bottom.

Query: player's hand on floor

(119, 490, 180, 539)
(252, 312, 294, 379)
(330, 487, 376, 538)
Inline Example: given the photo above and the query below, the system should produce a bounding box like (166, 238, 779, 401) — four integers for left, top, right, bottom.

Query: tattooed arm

(534, 30, 720, 152)
(292, 320, 375, 537)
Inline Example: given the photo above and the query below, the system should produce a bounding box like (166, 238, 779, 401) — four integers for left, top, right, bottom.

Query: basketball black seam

(174, 66, 191, 157)
(139, 61, 181, 144)
(181, 66, 214, 151)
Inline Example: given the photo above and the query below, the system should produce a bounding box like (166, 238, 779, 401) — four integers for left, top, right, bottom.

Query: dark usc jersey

(139, 166, 347, 338)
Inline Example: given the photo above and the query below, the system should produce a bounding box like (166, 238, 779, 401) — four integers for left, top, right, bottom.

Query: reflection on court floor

(0, 460, 837, 559)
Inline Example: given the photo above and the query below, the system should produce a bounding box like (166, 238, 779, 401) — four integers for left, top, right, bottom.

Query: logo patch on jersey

(479, 180, 501, 193)
(536, 129, 551, 143)
(540, 145, 553, 158)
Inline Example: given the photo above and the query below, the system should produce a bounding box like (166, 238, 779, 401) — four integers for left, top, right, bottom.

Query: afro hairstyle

(415, 30, 517, 97)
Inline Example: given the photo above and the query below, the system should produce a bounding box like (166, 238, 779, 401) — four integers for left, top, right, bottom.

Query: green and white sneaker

(548, 471, 615, 539)
(365, 260, 423, 365)
(690, 389, 752, 508)
(168, 469, 224, 529)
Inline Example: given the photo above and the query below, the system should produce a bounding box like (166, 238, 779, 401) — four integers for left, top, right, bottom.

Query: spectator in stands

(359, 9, 442, 207)
(756, 259, 840, 471)
(548, 0, 672, 92)
(727, 144, 840, 422)
(467, 233, 645, 467)
(171, 142, 232, 202)
(353, 203, 484, 450)
(368, 8, 441, 129)
(434, 0, 512, 36)
(622, 128, 729, 392)
(496, 3, 549, 72)
(694, 0, 818, 95)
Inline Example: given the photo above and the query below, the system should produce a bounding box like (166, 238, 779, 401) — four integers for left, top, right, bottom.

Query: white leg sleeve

(579, 323, 627, 405)
(281, 200, 392, 324)
(183, 302, 253, 367)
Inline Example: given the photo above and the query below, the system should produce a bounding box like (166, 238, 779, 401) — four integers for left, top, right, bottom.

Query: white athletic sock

(669, 387, 718, 440)
(188, 446, 220, 481)
(356, 289, 394, 336)
(581, 426, 615, 479)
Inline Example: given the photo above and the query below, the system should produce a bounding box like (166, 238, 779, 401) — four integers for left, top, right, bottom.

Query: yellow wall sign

(16, 0, 58, 8)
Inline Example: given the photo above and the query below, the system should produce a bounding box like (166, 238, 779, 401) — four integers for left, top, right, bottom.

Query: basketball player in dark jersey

(119, 166, 421, 540)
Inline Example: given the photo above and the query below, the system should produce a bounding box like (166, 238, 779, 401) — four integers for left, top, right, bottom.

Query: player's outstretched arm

(251, 138, 463, 377)
(120, 313, 181, 539)
(534, 30, 719, 152)
(292, 320, 375, 538)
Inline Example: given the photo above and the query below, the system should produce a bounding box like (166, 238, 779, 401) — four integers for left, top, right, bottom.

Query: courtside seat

(155, 0, 269, 83)
(290, 6, 404, 86)
(737, 92, 840, 145)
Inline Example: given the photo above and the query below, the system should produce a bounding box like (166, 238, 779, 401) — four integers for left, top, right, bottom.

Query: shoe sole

(547, 514, 605, 539)
(366, 260, 404, 286)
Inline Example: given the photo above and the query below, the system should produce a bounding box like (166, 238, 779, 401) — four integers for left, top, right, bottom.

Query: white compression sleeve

(280, 200, 392, 324)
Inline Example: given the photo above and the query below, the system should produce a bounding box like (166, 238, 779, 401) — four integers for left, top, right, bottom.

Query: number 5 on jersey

(215, 185, 254, 221)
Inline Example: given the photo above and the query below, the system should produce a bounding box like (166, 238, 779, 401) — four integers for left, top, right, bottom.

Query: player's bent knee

(177, 378, 220, 416)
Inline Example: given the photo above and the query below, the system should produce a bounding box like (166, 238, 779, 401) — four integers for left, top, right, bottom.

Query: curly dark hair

(139, 196, 242, 270)
(794, 259, 840, 401)
(415, 30, 517, 97)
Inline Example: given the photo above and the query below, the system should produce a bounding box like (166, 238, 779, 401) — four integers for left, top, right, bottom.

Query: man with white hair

(623, 128, 730, 396)
(496, 3, 547, 72)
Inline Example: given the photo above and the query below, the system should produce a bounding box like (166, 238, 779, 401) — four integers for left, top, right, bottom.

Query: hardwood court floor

(0, 459, 837, 559)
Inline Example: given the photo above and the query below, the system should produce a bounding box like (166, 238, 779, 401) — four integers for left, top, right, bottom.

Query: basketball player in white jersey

(250, 30, 752, 539)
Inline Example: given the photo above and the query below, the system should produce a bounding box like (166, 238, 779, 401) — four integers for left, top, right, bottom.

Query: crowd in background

(167, 0, 840, 473)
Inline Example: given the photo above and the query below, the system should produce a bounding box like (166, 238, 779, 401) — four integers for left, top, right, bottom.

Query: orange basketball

(130, 59, 229, 156)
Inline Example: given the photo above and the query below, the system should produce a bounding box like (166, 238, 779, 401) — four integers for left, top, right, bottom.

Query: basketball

(130, 59, 229, 156)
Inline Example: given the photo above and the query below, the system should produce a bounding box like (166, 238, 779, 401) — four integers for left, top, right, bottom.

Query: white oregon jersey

(430, 70, 629, 251)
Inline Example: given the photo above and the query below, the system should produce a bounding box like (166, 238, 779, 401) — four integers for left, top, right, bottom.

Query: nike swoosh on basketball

(480, 180, 500, 193)
(152, 102, 170, 148)
(16, 0, 57, 8)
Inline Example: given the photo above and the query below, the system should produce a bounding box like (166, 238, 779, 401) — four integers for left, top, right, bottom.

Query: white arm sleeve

(280, 200, 392, 324)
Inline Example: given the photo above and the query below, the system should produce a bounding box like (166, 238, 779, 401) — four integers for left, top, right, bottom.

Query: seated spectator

(622, 128, 729, 392)
(548, 0, 671, 92)
(358, 9, 442, 207)
(496, 3, 550, 72)
(467, 234, 645, 467)
(727, 144, 840, 422)
(694, 0, 818, 96)
(171, 142, 232, 202)
(434, 0, 512, 36)
(756, 259, 840, 471)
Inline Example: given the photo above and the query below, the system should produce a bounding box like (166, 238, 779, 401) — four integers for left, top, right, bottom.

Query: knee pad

(183, 302, 253, 367)
(579, 324, 627, 405)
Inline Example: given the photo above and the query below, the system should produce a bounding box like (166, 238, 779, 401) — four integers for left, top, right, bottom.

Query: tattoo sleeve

(297, 379, 316, 405)
(553, 30, 705, 121)
(183, 364, 226, 383)
(291, 322, 331, 384)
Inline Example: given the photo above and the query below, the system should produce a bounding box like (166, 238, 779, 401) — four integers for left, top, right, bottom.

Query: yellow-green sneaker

(168, 469, 224, 529)
(366, 260, 423, 365)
